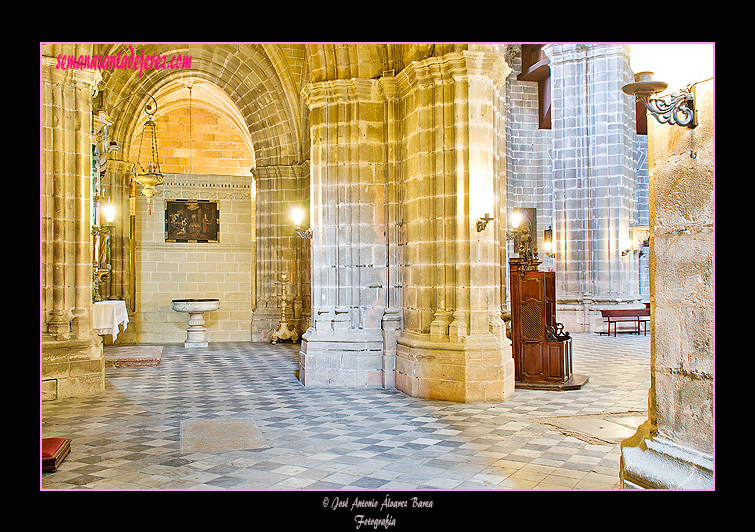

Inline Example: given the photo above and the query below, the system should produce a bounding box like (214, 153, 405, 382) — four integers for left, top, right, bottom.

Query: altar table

(93, 300, 129, 341)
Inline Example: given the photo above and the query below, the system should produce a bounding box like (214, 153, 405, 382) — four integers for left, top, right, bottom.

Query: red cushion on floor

(42, 438, 69, 458)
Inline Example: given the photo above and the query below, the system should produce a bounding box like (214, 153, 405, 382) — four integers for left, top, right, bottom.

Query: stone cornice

(251, 162, 309, 180)
(301, 77, 385, 109)
(396, 50, 511, 98)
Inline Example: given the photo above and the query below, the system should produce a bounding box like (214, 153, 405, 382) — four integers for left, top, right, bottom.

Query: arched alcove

(94, 44, 309, 345)
(129, 77, 255, 176)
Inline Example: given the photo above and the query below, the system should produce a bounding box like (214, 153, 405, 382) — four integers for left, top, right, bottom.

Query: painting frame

(165, 199, 220, 243)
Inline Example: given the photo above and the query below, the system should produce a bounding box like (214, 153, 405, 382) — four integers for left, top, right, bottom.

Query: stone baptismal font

(171, 298, 220, 347)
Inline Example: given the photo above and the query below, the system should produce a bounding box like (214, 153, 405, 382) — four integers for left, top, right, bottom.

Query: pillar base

(299, 327, 384, 388)
(620, 420, 714, 489)
(42, 332, 105, 401)
(251, 307, 281, 342)
(395, 331, 515, 403)
(184, 313, 209, 347)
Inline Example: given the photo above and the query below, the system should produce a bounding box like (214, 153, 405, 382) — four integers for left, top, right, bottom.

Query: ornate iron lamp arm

(638, 87, 697, 128)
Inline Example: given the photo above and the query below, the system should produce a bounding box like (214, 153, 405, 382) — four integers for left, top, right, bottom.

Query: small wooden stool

(42, 438, 71, 472)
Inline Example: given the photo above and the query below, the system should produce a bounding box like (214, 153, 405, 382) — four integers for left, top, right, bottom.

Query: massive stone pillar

(394, 51, 514, 403)
(251, 163, 310, 341)
(546, 44, 641, 332)
(299, 77, 399, 387)
(620, 79, 714, 489)
(41, 44, 105, 400)
(98, 158, 132, 308)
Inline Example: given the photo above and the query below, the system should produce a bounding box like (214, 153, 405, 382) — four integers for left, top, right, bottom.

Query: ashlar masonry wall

(133, 173, 254, 344)
(620, 79, 713, 489)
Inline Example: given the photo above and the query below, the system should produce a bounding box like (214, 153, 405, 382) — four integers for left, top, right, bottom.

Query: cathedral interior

(40, 43, 714, 491)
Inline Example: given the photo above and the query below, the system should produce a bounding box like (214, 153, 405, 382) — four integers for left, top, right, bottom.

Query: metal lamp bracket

(639, 87, 697, 129)
(622, 71, 698, 129)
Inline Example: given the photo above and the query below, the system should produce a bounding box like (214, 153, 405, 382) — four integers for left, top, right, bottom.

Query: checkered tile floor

(41, 332, 650, 490)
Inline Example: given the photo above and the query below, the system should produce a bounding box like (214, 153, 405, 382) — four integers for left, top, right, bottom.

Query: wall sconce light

(510, 212, 521, 229)
(291, 207, 312, 239)
(476, 213, 494, 232)
(622, 72, 697, 129)
(91, 198, 115, 302)
(102, 199, 116, 227)
(624, 226, 650, 258)
(543, 225, 555, 258)
(620, 232, 632, 257)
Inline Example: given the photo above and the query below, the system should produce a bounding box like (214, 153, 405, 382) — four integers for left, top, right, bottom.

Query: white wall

(134, 173, 253, 344)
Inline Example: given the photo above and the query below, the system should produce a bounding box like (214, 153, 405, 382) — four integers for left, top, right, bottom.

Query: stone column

(251, 163, 309, 341)
(620, 79, 713, 489)
(100, 158, 132, 307)
(41, 44, 105, 400)
(394, 51, 514, 403)
(546, 44, 641, 332)
(300, 77, 397, 387)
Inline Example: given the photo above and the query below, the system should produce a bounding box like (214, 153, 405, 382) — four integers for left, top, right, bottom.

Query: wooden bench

(600, 308, 650, 336)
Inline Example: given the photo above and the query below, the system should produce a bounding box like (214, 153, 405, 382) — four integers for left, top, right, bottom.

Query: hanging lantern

(131, 94, 164, 215)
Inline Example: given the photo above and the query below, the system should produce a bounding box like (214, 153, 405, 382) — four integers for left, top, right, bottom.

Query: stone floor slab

(42, 333, 649, 490)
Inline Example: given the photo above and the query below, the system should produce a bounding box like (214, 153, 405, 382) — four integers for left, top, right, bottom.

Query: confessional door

(511, 269, 547, 382)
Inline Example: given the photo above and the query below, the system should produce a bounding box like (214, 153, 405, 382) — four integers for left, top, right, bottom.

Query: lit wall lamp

(476, 213, 494, 232)
(91, 197, 115, 302)
(622, 72, 697, 129)
(627, 226, 650, 258)
(543, 225, 555, 258)
(291, 207, 312, 239)
(102, 198, 116, 227)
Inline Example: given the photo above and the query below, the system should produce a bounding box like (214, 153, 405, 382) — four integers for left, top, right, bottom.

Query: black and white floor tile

(41, 332, 650, 490)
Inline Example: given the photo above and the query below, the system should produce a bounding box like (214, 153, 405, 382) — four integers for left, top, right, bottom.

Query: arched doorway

(95, 44, 310, 345)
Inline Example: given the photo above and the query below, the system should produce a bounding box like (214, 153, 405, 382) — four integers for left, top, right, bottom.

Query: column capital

(302, 77, 384, 110)
(41, 54, 102, 92)
(396, 50, 510, 96)
(252, 162, 308, 180)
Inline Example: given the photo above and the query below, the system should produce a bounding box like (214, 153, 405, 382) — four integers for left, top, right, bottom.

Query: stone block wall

(635, 135, 650, 300)
(620, 79, 713, 489)
(503, 44, 646, 333)
(504, 51, 554, 278)
(131, 173, 253, 344)
(393, 51, 515, 402)
(547, 44, 641, 332)
(299, 77, 393, 387)
(648, 80, 714, 454)
(41, 44, 105, 400)
(128, 81, 255, 177)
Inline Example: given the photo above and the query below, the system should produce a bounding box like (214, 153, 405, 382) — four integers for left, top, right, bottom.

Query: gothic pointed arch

(96, 43, 305, 169)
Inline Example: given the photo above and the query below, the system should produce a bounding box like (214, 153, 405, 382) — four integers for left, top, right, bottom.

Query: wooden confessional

(509, 252, 589, 391)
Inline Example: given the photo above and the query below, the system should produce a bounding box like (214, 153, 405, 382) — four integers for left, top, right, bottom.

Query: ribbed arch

(98, 43, 304, 169)
(129, 76, 255, 168)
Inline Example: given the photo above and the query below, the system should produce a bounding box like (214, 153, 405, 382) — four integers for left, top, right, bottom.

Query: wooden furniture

(599, 308, 650, 336)
(42, 438, 71, 472)
(509, 258, 588, 390)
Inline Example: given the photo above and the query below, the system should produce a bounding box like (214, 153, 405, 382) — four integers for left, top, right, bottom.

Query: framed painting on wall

(165, 199, 220, 242)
